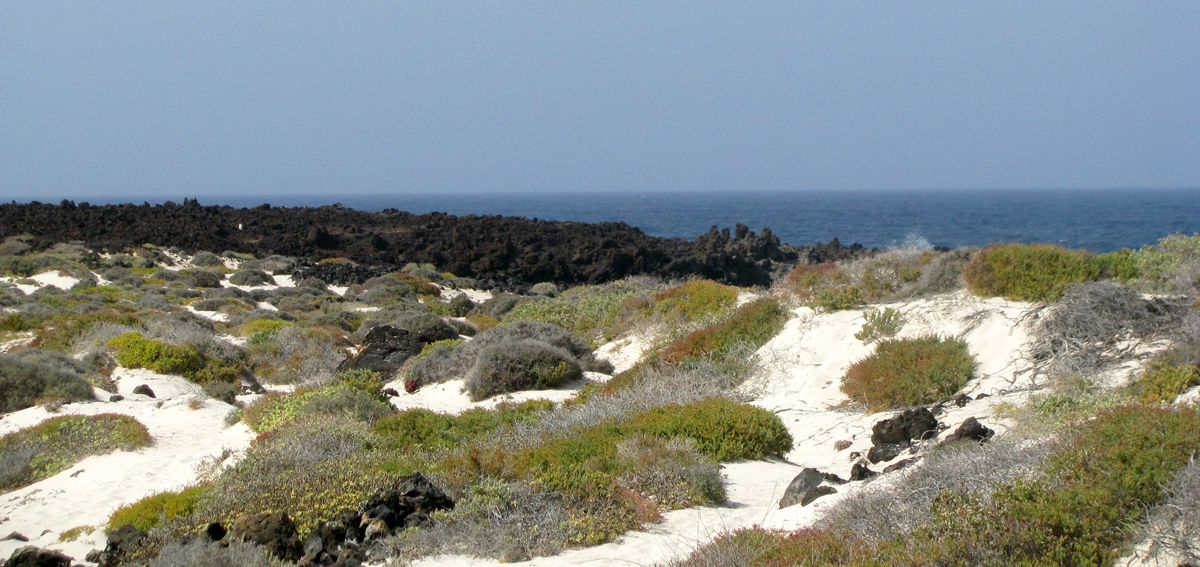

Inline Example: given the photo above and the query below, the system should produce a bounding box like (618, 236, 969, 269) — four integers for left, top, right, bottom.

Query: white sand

(384, 372, 610, 415)
(594, 334, 654, 376)
(0, 368, 255, 562)
(0, 270, 81, 295)
(185, 305, 230, 323)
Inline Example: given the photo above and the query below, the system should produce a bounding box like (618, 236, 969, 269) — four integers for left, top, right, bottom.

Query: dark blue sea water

(76, 188, 1200, 252)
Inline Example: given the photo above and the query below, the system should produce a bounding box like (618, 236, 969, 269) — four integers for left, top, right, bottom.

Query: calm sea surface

(75, 188, 1200, 252)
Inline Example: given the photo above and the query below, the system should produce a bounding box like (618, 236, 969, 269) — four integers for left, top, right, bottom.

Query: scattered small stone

(975, 392, 990, 400)
(833, 439, 852, 451)
(2, 532, 29, 542)
(131, 384, 155, 398)
(108, 395, 124, 402)
(381, 387, 399, 398)
(953, 393, 972, 407)
(70, 469, 84, 477)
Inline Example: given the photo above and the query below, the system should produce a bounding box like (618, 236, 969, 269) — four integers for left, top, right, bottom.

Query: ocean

(72, 188, 1200, 253)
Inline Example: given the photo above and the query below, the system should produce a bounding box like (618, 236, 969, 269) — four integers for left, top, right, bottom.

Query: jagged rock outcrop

(0, 201, 867, 288)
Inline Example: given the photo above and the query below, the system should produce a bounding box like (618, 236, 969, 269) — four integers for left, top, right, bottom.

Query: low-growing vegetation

(0, 414, 150, 491)
(854, 307, 905, 343)
(0, 350, 96, 412)
(964, 243, 1101, 302)
(241, 370, 391, 433)
(660, 298, 787, 366)
(841, 336, 976, 411)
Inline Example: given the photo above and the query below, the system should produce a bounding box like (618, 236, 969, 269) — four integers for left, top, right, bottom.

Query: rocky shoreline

(0, 200, 867, 288)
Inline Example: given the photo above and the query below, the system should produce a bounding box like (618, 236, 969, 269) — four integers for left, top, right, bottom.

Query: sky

(2, 2, 1198, 199)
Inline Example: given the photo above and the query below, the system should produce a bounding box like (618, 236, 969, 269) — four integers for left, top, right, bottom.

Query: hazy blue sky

(2, 2, 1198, 198)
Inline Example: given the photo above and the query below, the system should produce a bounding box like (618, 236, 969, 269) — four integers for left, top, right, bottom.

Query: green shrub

(195, 416, 403, 536)
(653, 280, 738, 323)
(0, 414, 151, 491)
(465, 340, 583, 401)
(1097, 249, 1140, 281)
(615, 435, 725, 510)
(241, 371, 391, 433)
(964, 243, 1101, 302)
(239, 318, 290, 338)
(36, 309, 143, 352)
(1133, 362, 1200, 404)
(530, 282, 559, 296)
(190, 252, 224, 267)
(227, 269, 272, 286)
(245, 325, 345, 385)
(1131, 233, 1200, 293)
(180, 268, 224, 288)
(854, 307, 905, 343)
(841, 336, 976, 411)
(373, 400, 553, 451)
(107, 332, 205, 377)
(661, 298, 788, 365)
(108, 485, 208, 532)
(783, 262, 847, 304)
(623, 398, 793, 461)
(502, 280, 657, 343)
(0, 351, 95, 412)
(498, 398, 791, 497)
(812, 286, 865, 312)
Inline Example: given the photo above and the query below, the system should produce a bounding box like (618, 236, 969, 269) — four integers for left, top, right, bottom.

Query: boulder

(340, 325, 424, 373)
(131, 384, 155, 398)
(871, 408, 939, 446)
(850, 463, 877, 481)
(833, 439, 852, 451)
(867, 443, 906, 464)
(86, 524, 146, 567)
(108, 395, 124, 402)
(230, 512, 302, 562)
(778, 468, 838, 508)
(4, 546, 72, 567)
(1, 532, 28, 542)
(204, 522, 226, 542)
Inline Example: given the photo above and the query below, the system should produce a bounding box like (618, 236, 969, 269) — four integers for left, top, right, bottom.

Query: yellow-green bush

(237, 318, 291, 338)
(964, 243, 1101, 302)
(841, 336, 976, 411)
(1133, 362, 1200, 404)
(241, 371, 392, 433)
(107, 332, 204, 377)
(373, 400, 553, 451)
(653, 280, 738, 323)
(0, 414, 151, 491)
(501, 280, 657, 343)
(660, 298, 788, 365)
(107, 485, 208, 532)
